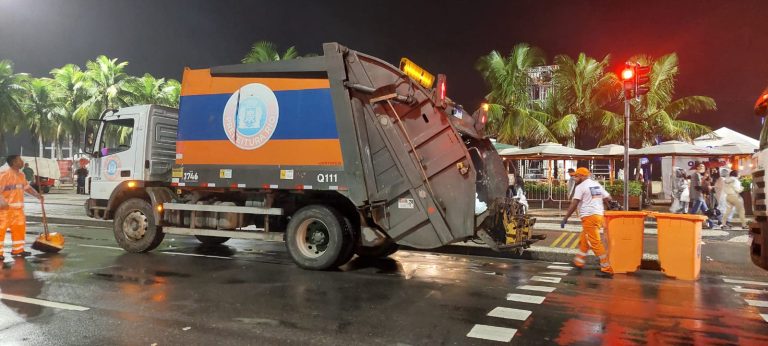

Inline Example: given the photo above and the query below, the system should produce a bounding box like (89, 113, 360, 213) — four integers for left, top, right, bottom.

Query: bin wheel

(113, 198, 164, 253)
(285, 205, 354, 270)
(195, 235, 230, 245)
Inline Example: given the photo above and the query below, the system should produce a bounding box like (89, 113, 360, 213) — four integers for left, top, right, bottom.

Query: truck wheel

(285, 205, 353, 270)
(333, 216, 357, 268)
(355, 240, 399, 258)
(113, 198, 165, 253)
(195, 235, 230, 245)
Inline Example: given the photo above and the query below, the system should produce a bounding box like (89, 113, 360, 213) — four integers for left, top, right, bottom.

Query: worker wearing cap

(0, 155, 43, 261)
(561, 167, 614, 277)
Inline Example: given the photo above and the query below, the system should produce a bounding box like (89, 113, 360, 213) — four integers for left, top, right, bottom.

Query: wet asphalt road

(1, 224, 768, 345)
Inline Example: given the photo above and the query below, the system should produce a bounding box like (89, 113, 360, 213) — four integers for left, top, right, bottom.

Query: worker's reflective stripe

(1, 184, 25, 191)
(577, 251, 587, 256)
(598, 254, 608, 260)
(12, 245, 24, 250)
(12, 241, 24, 244)
(8, 202, 23, 208)
(573, 257, 585, 264)
(600, 261, 611, 268)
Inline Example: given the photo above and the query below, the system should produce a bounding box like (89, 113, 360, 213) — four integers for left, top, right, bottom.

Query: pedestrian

(560, 167, 614, 277)
(723, 170, 748, 230)
(680, 176, 690, 213)
(566, 168, 577, 199)
(0, 155, 44, 261)
(714, 168, 729, 218)
(22, 162, 34, 183)
(689, 162, 714, 228)
(75, 164, 89, 195)
(670, 167, 685, 213)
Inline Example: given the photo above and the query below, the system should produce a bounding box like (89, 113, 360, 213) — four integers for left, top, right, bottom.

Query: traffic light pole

(623, 99, 630, 211)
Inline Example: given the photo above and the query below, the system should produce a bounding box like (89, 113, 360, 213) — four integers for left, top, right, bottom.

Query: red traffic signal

(621, 68, 634, 80)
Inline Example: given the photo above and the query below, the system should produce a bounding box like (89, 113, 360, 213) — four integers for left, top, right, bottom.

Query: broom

(30, 157, 64, 253)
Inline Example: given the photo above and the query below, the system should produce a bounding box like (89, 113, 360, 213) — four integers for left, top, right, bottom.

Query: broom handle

(34, 157, 50, 239)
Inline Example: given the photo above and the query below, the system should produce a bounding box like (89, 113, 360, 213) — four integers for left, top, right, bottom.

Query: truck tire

(333, 216, 357, 268)
(355, 240, 399, 258)
(285, 205, 353, 270)
(195, 235, 230, 245)
(113, 198, 165, 253)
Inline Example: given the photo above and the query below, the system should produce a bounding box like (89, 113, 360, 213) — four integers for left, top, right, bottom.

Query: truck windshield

(99, 119, 134, 156)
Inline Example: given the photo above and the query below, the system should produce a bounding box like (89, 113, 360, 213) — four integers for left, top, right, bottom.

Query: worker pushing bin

(652, 213, 708, 280)
(604, 211, 649, 274)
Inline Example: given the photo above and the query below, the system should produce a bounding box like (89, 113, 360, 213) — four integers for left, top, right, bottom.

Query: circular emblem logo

(222, 83, 279, 150)
(103, 157, 121, 180)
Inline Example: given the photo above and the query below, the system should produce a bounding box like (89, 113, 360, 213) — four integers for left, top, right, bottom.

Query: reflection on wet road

(1, 224, 767, 345)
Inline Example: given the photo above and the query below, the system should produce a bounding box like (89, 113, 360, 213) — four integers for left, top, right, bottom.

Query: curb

(27, 215, 111, 228)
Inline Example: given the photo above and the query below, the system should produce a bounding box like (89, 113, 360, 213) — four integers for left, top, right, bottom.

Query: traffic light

(622, 64, 634, 99)
(634, 65, 651, 98)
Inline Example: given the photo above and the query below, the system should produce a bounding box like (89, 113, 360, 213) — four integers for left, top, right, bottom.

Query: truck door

(90, 116, 139, 200)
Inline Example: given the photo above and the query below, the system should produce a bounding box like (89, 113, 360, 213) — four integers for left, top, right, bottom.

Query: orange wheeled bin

(604, 211, 649, 273)
(652, 213, 708, 280)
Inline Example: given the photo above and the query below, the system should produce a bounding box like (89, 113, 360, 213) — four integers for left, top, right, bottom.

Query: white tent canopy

(501, 142, 596, 159)
(714, 142, 758, 155)
(498, 147, 521, 156)
(631, 140, 727, 157)
(589, 144, 636, 157)
(694, 127, 759, 148)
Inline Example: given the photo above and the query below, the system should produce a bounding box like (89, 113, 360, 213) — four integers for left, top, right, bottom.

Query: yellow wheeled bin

(652, 213, 708, 280)
(604, 211, 649, 274)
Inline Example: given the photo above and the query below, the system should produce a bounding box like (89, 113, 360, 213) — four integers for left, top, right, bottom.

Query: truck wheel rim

(296, 218, 330, 259)
(122, 210, 148, 241)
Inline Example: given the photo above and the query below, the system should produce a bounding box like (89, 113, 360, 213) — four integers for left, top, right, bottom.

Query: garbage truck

(751, 88, 768, 270)
(83, 42, 539, 270)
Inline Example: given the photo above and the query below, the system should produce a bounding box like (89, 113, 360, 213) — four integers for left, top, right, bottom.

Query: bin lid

(649, 213, 708, 221)
(604, 211, 649, 218)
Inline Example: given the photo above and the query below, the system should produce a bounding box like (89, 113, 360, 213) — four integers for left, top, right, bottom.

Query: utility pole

(621, 62, 652, 210)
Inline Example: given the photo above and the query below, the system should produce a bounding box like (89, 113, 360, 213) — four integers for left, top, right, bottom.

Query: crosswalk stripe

(560, 233, 577, 248)
(467, 324, 517, 342)
(547, 265, 572, 271)
(506, 293, 545, 304)
(745, 299, 768, 308)
(531, 276, 561, 284)
(487, 307, 532, 321)
(550, 233, 568, 247)
(762, 314, 768, 323)
(733, 287, 766, 294)
(517, 285, 556, 293)
(723, 278, 768, 286)
(542, 271, 568, 276)
(0, 293, 90, 311)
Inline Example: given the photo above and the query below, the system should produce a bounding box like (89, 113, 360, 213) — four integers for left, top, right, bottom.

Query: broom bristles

(32, 238, 63, 253)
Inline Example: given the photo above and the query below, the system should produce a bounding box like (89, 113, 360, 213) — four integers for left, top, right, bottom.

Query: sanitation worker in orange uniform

(560, 167, 614, 277)
(0, 155, 43, 261)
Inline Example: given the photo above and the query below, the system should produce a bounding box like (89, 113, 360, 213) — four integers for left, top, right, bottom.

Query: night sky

(1, 0, 766, 139)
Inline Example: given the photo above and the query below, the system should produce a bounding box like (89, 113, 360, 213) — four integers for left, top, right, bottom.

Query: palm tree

(19, 78, 58, 157)
(50, 64, 88, 157)
(242, 41, 299, 63)
(77, 55, 132, 121)
(599, 53, 715, 147)
(552, 53, 622, 148)
(125, 73, 180, 107)
(0, 59, 27, 155)
(161, 79, 181, 107)
(477, 43, 557, 145)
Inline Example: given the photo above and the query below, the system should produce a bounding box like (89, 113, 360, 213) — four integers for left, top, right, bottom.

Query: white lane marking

(724, 278, 768, 286)
(745, 299, 768, 308)
(517, 285, 556, 293)
(530, 276, 562, 284)
(547, 265, 573, 271)
(467, 324, 517, 342)
(542, 271, 568, 276)
(761, 314, 768, 323)
(488, 307, 532, 321)
(0, 293, 90, 311)
(160, 251, 232, 260)
(506, 293, 545, 304)
(79, 244, 232, 260)
(79, 244, 123, 250)
(728, 235, 749, 243)
(733, 287, 767, 294)
(551, 262, 568, 264)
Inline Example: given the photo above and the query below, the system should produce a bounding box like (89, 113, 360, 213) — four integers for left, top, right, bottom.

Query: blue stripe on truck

(178, 88, 339, 141)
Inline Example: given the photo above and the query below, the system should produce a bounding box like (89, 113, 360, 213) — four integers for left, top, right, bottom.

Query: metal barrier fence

(523, 179, 575, 209)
